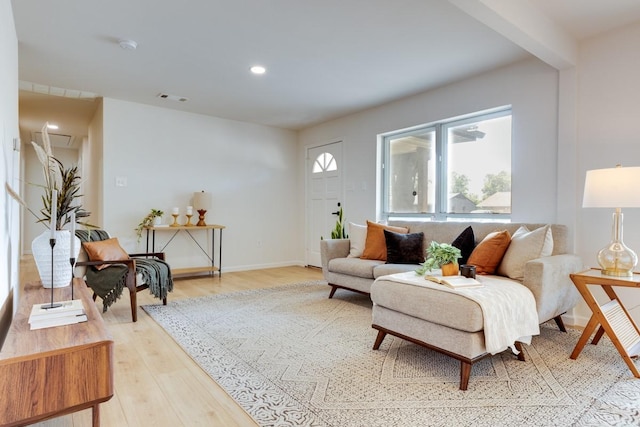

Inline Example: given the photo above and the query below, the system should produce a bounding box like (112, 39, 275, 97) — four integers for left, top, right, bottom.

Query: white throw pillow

(347, 222, 367, 258)
(497, 225, 553, 280)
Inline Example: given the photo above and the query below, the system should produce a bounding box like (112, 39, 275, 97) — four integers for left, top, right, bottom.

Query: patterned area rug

(143, 281, 640, 427)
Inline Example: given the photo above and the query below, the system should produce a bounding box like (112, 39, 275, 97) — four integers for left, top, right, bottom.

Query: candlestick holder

(170, 214, 179, 227)
(196, 209, 207, 226)
(43, 238, 62, 309)
(69, 257, 76, 301)
(184, 214, 193, 226)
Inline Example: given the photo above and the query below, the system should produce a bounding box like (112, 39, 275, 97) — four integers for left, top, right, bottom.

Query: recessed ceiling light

(250, 65, 266, 75)
(118, 39, 138, 50)
(47, 123, 59, 130)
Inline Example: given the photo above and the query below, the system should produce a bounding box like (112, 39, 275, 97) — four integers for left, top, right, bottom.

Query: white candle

(172, 207, 179, 215)
(70, 211, 76, 257)
(50, 190, 57, 239)
(186, 206, 193, 215)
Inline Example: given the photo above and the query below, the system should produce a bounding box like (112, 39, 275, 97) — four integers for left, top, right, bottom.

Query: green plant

(135, 209, 164, 241)
(7, 123, 90, 230)
(329, 205, 348, 239)
(416, 241, 461, 275)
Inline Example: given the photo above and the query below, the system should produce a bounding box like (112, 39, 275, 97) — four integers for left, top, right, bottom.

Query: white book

(29, 299, 85, 322)
(424, 275, 483, 289)
(29, 313, 89, 330)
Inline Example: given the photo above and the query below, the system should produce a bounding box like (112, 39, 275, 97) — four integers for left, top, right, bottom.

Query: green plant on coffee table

(416, 241, 462, 275)
(135, 209, 164, 241)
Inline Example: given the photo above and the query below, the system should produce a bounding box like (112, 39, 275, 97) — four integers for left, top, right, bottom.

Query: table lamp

(193, 191, 212, 226)
(582, 165, 640, 276)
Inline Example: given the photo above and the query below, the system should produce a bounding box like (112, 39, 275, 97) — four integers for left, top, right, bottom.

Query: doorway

(306, 141, 343, 267)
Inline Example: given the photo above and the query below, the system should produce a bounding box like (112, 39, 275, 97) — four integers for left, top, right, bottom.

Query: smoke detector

(118, 39, 138, 50)
(157, 93, 189, 102)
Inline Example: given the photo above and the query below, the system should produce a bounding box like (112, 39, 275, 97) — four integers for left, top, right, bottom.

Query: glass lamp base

(597, 242, 637, 277)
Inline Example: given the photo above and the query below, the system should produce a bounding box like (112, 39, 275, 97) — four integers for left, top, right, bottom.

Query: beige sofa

(321, 221, 583, 389)
(321, 221, 582, 326)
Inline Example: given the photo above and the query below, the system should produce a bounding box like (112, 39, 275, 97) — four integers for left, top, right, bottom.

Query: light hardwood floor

(19, 257, 324, 427)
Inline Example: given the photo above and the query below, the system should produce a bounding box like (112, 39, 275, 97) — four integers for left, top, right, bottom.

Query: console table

(0, 278, 114, 426)
(569, 268, 640, 378)
(145, 224, 224, 277)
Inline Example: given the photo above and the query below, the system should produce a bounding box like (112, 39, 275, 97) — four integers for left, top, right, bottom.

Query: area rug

(143, 281, 640, 427)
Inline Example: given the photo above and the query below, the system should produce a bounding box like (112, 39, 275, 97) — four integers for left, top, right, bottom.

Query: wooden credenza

(0, 278, 114, 426)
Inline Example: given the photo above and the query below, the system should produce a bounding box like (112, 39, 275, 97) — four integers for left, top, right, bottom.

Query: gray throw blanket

(76, 229, 173, 312)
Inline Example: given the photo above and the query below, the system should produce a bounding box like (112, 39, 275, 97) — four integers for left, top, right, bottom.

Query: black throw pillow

(451, 226, 475, 265)
(384, 230, 425, 264)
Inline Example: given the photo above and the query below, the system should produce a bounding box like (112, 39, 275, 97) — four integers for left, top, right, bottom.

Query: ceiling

(11, 0, 640, 146)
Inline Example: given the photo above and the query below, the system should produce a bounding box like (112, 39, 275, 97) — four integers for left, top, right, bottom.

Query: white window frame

(381, 107, 512, 222)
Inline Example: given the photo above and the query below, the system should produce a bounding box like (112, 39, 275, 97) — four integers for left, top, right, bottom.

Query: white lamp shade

(193, 191, 212, 211)
(582, 166, 640, 208)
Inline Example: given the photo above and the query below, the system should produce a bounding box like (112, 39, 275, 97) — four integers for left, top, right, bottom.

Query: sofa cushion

(347, 222, 367, 258)
(371, 277, 485, 332)
(466, 230, 511, 274)
(384, 230, 425, 264)
(451, 226, 475, 265)
(373, 263, 420, 278)
(497, 225, 553, 280)
(328, 257, 383, 279)
(361, 221, 409, 261)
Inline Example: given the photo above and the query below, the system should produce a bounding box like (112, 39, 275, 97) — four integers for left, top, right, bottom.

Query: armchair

(75, 230, 173, 322)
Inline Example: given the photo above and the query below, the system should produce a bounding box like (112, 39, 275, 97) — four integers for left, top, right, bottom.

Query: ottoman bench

(370, 272, 540, 390)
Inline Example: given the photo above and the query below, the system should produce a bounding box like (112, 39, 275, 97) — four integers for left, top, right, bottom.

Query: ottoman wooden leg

(460, 361, 472, 391)
(373, 330, 387, 350)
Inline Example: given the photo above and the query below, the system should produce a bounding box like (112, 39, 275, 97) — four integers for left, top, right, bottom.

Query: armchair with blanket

(75, 230, 173, 322)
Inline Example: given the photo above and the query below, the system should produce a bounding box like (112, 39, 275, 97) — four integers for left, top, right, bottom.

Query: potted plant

(7, 123, 91, 287)
(135, 209, 164, 241)
(416, 241, 462, 276)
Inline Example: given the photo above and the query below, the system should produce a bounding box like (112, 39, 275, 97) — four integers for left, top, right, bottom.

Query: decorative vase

(441, 262, 459, 276)
(31, 230, 81, 288)
(153, 216, 162, 226)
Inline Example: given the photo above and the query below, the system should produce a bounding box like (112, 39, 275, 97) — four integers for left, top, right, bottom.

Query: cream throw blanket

(378, 271, 540, 355)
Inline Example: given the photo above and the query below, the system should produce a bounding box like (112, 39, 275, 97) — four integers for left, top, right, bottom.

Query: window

(382, 108, 511, 220)
(313, 152, 337, 173)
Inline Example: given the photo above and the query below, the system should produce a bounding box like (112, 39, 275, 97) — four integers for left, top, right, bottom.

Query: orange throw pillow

(361, 221, 409, 261)
(466, 230, 511, 274)
(82, 238, 130, 270)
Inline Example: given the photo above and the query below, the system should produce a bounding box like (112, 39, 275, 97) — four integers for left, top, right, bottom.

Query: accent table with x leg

(569, 268, 640, 378)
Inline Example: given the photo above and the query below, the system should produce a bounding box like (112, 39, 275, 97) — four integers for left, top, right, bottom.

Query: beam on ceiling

(448, 0, 577, 70)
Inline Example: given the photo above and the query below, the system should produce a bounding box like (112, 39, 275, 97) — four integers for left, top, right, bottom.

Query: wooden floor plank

(19, 257, 323, 426)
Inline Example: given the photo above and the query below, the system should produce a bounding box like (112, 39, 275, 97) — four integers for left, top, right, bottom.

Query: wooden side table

(569, 268, 640, 378)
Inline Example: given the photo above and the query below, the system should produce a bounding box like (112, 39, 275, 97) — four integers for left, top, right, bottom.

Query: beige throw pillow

(347, 222, 367, 258)
(497, 225, 553, 280)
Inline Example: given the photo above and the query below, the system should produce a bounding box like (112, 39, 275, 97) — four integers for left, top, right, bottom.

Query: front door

(306, 142, 343, 267)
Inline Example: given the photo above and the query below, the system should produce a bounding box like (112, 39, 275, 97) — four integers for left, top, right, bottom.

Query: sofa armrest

(522, 254, 584, 323)
(320, 239, 351, 273)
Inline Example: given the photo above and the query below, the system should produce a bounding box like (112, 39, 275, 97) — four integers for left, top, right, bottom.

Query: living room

(2, 1, 640, 426)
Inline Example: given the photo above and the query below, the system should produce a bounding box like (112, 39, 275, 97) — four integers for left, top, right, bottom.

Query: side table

(145, 224, 224, 277)
(569, 268, 640, 378)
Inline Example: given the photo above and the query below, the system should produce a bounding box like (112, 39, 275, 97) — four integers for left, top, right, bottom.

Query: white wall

(100, 98, 302, 271)
(299, 57, 560, 227)
(0, 0, 20, 340)
(572, 22, 640, 325)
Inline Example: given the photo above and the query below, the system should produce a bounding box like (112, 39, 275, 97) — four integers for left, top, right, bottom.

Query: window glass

(313, 152, 337, 173)
(446, 113, 511, 214)
(387, 129, 436, 214)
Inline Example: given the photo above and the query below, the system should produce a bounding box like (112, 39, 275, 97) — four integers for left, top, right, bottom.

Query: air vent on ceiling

(157, 93, 189, 102)
(32, 131, 75, 148)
